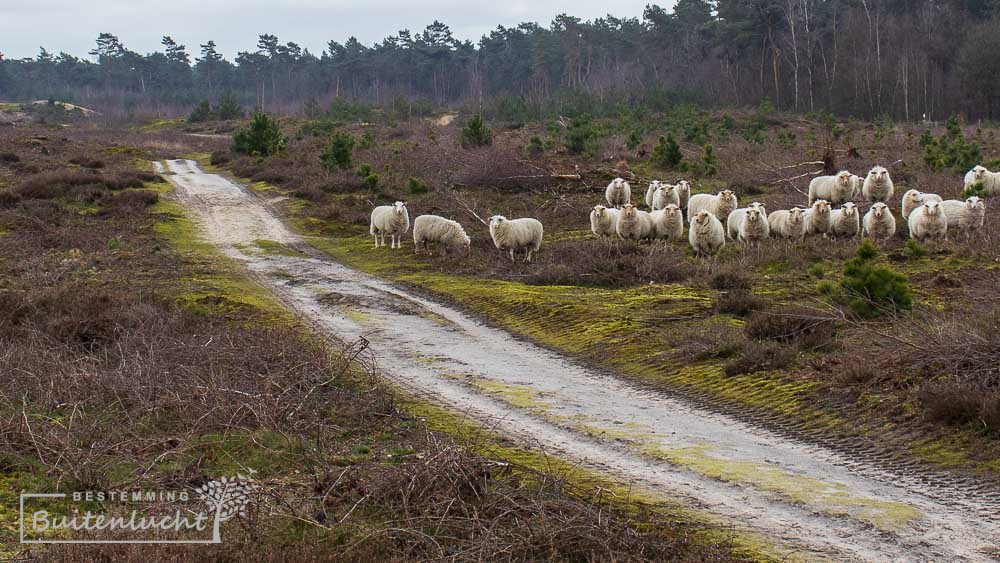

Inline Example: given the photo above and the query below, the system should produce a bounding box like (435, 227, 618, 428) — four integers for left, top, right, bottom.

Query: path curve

(157, 159, 1000, 562)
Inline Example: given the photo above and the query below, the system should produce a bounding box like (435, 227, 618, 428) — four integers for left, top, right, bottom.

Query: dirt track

(157, 159, 1000, 562)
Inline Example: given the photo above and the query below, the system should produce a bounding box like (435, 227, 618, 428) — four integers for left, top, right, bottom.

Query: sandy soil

(159, 158, 1000, 562)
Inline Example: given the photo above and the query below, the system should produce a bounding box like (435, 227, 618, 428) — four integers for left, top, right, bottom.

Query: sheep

(804, 200, 833, 236)
(652, 183, 680, 210)
(616, 203, 656, 240)
(606, 177, 632, 209)
(964, 165, 1000, 195)
(644, 181, 661, 208)
(901, 189, 943, 219)
(687, 190, 738, 223)
(862, 166, 894, 203)
(413, 215, 471, 255)
(370, 201, 410, 249)
(590, 205, 621, 238)
(830, 202, 861, 238)
(676, 180, 692, 210)
(850, 174, 864, 199)
(863, 203, 897, 240)
(939, 197, 986, 239)
(768, 207, 807, 241)
(808, 171, 855, 206)
(489, 215, 544, 262)
(729, 206, 770, 243)
(908, 200, 948, 242)
(688, 210, 726, 256)
(650, 204, 684, 241)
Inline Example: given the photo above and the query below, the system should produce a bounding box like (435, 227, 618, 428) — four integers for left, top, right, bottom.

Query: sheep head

(837, 171, 853, 186)
(664, 204, 680, 217)
(392, 201, 407, 215)
(662, 184, 676, 195)
(745, 208, 761, 224)
(871, 203, 887, 218)
(868, 166, 889, 184)
(592, 205, 607, 217)
(621, 203, 637, 219)
(677, 180, 691, 191)
(789, 207, 805, 223)
(967, 196, 985, 210)
(812, 199, 831, 214)
(693, 210, 711, 226)
(719, 190, 736, 205)
(972, 165, 988, 181)
(841, 202, 857, 216)
(488, 215, 506, 228)
(923, 201, 941, 216)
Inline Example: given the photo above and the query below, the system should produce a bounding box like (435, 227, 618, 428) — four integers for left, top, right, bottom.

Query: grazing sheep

(644, 181, 661, 208)
(616, 203, 656, 240)
(768, 208, 807, 241)
(688, 190, 738, 223)
(901, 189, 943, 219)
(804, 200, 833, 236)
(964, 165, 1000, 195)
(863, 203, 897, 240)
(830, 202, 861, 238)
(688, 210, 726, 256)
(862, 166, 894, 203)
(652, 184, 680, 210)
(489, 215, 544, 262)
(606, 177, 632, 209)
(370, 201, 410, 249)
(809, 171, 855, 206)
(590, 205, 622, 238)
(729, 206, 770, 243)
(908, 201, 948, 242)
(676, 180, 692, 210)
(650, 204, 684, 241)
(413, 215, 471, 254)
(940, 197, 986, 239)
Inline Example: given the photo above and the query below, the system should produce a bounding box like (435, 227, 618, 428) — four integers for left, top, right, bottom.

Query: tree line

(2, 0, 1000, 120)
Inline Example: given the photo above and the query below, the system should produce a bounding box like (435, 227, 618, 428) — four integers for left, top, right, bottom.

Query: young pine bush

(461, 115, 493, 148)
(923, 116, 981, 173)
(214, 93, 244, 120)
(188, 100, 212, 123)
(819, 239, 912, 318)
(232, 112, 287, 157)
(320, 132, 355, 171)
(651, 134, 683, 169)
(564, 118, 597, 155)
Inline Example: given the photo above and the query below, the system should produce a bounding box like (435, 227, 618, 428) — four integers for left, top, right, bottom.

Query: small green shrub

(625, 130, 642, 150)
(320, 132, 355, 171)
(461, 115, 493, 148)
(214, 93, 244, 120)
(902, 239, 927, 259)
(651, 133, 683, 169)
(188, 101, 212, 123)
(527, 136, 545, 157)
(821, 239, 912, 318)
(924, 116, 981, 173)
(962, 181, 986, 199)
(232, 112, 287, 157)
(357, 164, 379, 189)
(701, 144, 719, 176)
(564, 118, 597, 155)
(407, 177, 430, 195)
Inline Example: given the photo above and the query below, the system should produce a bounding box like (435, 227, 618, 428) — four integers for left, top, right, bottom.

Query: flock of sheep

(368, 164, 996, 262)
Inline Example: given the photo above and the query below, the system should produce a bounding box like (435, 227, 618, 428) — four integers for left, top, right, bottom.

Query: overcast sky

(1, 0, 666, 61)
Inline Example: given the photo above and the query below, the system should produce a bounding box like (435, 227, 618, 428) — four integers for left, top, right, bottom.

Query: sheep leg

(509, 249, 515, 262)
(373, 234, 379, 248)
(525, 249, 533, 263)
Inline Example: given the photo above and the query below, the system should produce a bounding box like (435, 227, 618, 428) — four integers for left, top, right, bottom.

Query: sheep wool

(606, 177, 632, 209)
(863, 203, 896, 240)
(688, 210, 725, 256)
(726, 204, 768, 241)
(687, 190, 738, 223)
(908, 201, 948, 242)
(734, 206, 770, 242)
(830, 202, 860, 238)
(964, 165, 1000, 195)
(616, 203, 656, 240)
(676, 180, 692, 209)
(489, 215, 544, 263)
(590, 205, 621, 238)
(644, 181, 662, 208)
(650, 204, 684, 241)
(862, 166, 895, 203)
(901, 189, 943, 219)
(370, 201, 410, 249)
(413, 215, 471, 254)
(652, 184, 680, 210)
(804, 200, 833, 236)
(939, 197, 986, 238)
(768, 208, 807, 241)
(808, 171, 855, 205)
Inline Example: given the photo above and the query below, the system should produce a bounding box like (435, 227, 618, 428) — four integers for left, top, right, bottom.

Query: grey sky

(1, 0, 666, 61)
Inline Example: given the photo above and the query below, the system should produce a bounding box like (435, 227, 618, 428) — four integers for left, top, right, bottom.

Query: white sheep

(901, 189, 943, 219)
(726, 203, 768, 241)
(862, 166, 894, 203)
(809, 171, 855, 206)
(735, 206, 770, 243)
(688, 210, 726, 256)
(413, 215, 471, 255)
(850, 174, 864, 199)
(939, 197, 986, 239)
(908, 200, 948, 242)
(863, 203, 897, 240)
(489, 215, 544, 262)
(676, 180, 692, 210)
(644, 181, 661, 208)
(650, 204, 684, 241)
(616, 203, 656, 240)
(606, 177, 632, 209)
(687, 190, 738, 223)
(804, 200, 833, 236)
(370, 201, 410, 249)
(830, 202, 860, 238)
(652, 183, 680, 210)
(590, 205, 621, 238)
(768, 208, 807, 241)
(964, 165, 1000, 195)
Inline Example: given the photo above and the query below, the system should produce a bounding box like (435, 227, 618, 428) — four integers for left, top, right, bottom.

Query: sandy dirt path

(158, 159, 1000, 562)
